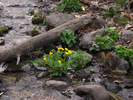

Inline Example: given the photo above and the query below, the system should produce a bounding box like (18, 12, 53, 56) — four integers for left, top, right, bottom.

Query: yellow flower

(58, 48, 64, 51)
(58, 60, 61, 64)
(68, 50, 72, 54)
(43, 58, 47, 61)
(49, 52, 52, 55)
(65, 52, 69, 55)
(65, 48, 68, 51)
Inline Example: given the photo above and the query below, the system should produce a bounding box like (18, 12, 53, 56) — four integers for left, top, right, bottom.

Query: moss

(6, 57, 32, 72)
(109, 91, 123, 100)
(31, 28, 40, 36)
(32, 17, 44, 24)
(0, 26, 9, 36)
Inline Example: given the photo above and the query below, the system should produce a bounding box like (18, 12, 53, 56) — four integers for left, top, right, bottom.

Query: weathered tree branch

(0, 13, 96, 63)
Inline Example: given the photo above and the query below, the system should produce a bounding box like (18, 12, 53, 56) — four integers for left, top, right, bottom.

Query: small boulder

(103, 52, 130, 74)
(46, 13, 75, 28)
(89, 15, 107, 29)
(73, 85, 110, 100)
(45, 80, 68, 90)
(120, 30, 133, 42)
(79, 28, 106, 49)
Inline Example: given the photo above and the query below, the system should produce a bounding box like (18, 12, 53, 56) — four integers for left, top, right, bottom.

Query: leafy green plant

(57, 0, 83, 12)
(90, 29, 119, 51)
(115, 45, 133, 66)
(27, 9, 34, 15)
(60, 29, 76, 47)
(103, 7, 120, 18)
(43, 19, 46, 25)
(34, 10, 44, 18)
(33, 48, 91, 76)
(90, 35, 116, 51)
(105, 28, 120, 41)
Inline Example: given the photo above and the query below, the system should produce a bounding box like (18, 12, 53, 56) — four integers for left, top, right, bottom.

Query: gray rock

(45, 80, 68, 90)
(21, 64, 31, 72)
(74, 85, 110, 100)
(89, 15, 107, 29)
(103, 52, 130, 74)
(79, 28, 106, 49)
(104, 81, 121, 93)
(120, 30, 133, 42)
(46, 13, 75, 28)
(36, 71, 49, 78)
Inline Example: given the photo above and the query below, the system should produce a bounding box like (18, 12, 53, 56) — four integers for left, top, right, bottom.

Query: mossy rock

(108, 91, 123, 100)
(32, 17, 44, 24)
(31, 28, 40, 36)
(103, 52, 129, 74)
(0, 26, 9, 36)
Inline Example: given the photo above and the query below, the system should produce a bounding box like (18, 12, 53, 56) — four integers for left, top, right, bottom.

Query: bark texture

(0, 14, 96, 63)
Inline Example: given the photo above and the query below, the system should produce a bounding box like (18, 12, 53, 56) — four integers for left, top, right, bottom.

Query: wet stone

(36, 71, 50, 78)
(45, 80, 68, 90)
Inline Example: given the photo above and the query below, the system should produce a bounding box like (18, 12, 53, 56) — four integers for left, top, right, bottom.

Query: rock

(79, 28, 106, 49)
(31, 28, 41, 36)
(73, 85, 110, 100)
(120, 30, 133, 42)
(0, 39, 5, 45)
(103, 52, 130, 74)
(21, 64, 31, 72)
(36, 71, 50, 78)
(32, 17, 44, 24)
(46, 13, 75, 28)
(45, 80, 68, 90)
(0, 26, 9, 36)
(89, 15, 107, 29)
(104, 81, 121, 93)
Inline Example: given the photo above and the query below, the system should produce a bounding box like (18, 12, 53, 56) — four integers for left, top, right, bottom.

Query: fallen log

(0, 13, 96, 63)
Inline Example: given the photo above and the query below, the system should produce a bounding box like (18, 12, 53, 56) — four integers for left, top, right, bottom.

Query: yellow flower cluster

(43, 58, 47, 61)
(58, 60, 61, 64)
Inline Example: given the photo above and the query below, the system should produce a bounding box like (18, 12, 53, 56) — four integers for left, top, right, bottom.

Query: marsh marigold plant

(33, 48, 91, 76)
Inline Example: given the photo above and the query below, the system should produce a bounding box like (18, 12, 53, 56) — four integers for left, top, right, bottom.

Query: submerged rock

(32, 17, 44, 24)
(0, 26, 9, 36)
(74, 85, 110, 100)
(36, 71, 49, 78)
(31, 28, 41, 36)
(103, 52, 130, 74)
(46, 13, 75, 28)
(44, 80, 68, 90)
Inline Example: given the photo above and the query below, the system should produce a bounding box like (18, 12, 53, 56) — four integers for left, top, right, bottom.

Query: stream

(0, 0, 133, 100)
